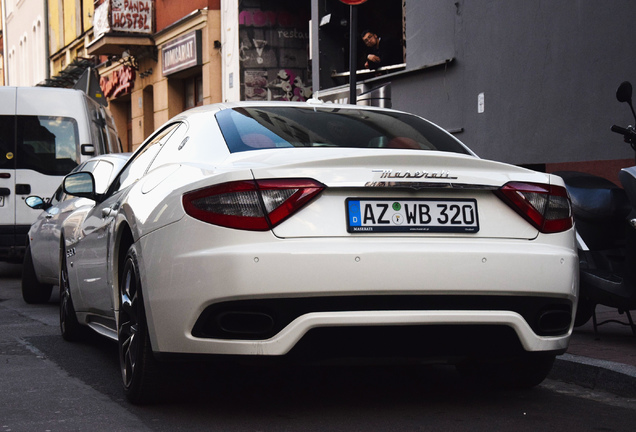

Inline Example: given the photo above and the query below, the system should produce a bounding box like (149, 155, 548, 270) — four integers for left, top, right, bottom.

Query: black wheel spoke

(121, 270, 139, 323)
(118, 245, 158, 403)
(119, 249, 145, 393)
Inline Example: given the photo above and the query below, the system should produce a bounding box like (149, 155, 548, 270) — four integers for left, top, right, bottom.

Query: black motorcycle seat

(554, 171, 631, 220)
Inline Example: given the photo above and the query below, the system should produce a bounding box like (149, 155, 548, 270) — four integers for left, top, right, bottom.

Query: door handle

(102, 203, 120, 218)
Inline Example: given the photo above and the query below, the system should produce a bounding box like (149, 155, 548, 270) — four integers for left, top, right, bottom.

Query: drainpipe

(44, 0, 50, 80)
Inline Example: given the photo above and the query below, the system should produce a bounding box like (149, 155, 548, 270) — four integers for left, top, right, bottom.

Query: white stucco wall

(4, 0, 47, 86)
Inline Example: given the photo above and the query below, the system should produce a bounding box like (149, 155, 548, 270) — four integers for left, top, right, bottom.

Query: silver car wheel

(118, 244, 159, 404)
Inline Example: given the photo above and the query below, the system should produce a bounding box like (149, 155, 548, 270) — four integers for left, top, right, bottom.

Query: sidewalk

(549, 305, 636, 398)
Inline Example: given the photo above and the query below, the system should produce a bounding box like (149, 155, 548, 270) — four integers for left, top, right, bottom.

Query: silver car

(21, 153, 130, 303)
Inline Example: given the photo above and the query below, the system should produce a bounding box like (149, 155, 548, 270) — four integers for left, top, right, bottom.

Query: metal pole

(349, 5, 357, 105)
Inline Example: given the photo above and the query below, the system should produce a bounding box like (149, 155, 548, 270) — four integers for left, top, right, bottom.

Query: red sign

(100, 66, 136, 99)
(338, 0, 368, 5)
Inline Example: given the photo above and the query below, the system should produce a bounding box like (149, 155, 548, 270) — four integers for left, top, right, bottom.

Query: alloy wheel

(119, 256, 141, 389)
(59, 252, 71, 335)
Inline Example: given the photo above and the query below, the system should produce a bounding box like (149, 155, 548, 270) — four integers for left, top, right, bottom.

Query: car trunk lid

(234, 149, 548, 239)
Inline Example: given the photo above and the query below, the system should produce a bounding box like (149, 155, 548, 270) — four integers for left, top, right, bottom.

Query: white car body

(58, 101, 578, 402)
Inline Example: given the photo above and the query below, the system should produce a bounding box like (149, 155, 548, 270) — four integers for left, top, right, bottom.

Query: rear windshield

(215, 106, 472, 155)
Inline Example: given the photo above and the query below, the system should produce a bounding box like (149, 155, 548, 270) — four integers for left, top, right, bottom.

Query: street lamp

(339, 0, 368, 104)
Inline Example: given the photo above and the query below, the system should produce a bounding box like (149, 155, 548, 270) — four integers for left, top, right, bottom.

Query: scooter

(556, 81, 636, 335)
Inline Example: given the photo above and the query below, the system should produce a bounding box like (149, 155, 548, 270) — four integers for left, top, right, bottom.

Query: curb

(549, 353, 636, 398)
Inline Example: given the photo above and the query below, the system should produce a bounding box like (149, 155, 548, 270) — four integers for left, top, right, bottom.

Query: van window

(107, 126, 122, 153)
(16, 116, 79, 175)
(90, 119, 108, 154)
(0, 116, 16, 169)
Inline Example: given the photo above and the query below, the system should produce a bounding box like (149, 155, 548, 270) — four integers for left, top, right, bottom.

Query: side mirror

(81, 143, 96, 156)
(617, 81, 633, 104)
(63, 172, 97, 200)
(25, 196, 49, 210)
(617, 81, 636, 124)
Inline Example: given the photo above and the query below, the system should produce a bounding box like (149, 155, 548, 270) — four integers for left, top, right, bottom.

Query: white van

(0, 87, 122, 262)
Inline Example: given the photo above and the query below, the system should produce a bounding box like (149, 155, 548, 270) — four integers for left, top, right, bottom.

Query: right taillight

(495, 182, 573, 233)
(182, 179, 325, 231)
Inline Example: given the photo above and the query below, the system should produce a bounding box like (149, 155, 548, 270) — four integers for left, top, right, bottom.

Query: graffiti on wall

(239, 4, 312, 101)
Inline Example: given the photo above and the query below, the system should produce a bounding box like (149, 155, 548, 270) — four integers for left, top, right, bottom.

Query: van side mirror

(63, 172, 96, 200)
(81, 144, 96, 156)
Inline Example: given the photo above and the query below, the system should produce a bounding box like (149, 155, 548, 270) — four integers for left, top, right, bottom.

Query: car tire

(457, 352, 556, 389)
(119, 244, 161, 404)
(21, 244, 53, 304)
(59, 242, 87, 342)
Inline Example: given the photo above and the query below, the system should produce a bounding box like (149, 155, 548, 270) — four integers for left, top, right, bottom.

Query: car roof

(89, 152, 132, 162)
(170, 100, 405, 121)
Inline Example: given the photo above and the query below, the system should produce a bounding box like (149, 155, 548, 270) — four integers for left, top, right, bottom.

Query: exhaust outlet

(216, 311, 275, 335)
(537, 309, 572, 335)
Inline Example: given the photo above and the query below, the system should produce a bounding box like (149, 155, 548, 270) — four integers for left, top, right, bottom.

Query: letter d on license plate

(346, 198, 479, 233)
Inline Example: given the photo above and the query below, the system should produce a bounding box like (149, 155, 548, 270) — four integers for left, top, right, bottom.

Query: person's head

(361, 30, 379, 48)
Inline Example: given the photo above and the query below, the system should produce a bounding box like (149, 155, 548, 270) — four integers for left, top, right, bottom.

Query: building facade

(2, 0, 48, 86)
(85, 0, 223, 151)
(4, 0, 631, 180)
(309, 0, 636, 182)
(48, 0, 94, 77)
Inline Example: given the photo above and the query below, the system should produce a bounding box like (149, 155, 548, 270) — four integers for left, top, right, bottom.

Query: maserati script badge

(371, 169, 458, 179)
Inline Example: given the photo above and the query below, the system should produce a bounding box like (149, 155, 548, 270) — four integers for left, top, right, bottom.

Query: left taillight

(495, 182, 573, 234)
(182, 179, 325, 231)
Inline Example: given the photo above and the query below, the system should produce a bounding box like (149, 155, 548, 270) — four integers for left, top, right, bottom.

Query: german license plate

(346, 198, 479, 233)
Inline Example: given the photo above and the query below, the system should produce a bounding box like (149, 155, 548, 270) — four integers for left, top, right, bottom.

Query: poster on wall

(239, 0, 313, 101)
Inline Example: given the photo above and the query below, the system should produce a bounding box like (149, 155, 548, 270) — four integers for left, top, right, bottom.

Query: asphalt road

(1, 262, 636, 431)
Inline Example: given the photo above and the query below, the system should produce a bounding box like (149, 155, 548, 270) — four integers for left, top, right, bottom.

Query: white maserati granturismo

(58, 101, 578, 403)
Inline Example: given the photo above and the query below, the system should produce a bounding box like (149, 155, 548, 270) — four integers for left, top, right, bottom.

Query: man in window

(361, 29, 402, 70)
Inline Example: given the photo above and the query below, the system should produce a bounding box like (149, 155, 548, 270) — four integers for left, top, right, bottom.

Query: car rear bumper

(138, 221, 578, 357)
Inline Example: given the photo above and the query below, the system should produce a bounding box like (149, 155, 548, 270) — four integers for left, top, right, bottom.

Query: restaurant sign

(162, 30, 203, 76)
(100, 65, 136, 99)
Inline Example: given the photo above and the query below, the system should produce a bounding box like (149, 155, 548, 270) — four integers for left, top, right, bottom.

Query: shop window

(185, 76, 203, 110)
(126, 103, 133, 152)
(143, 86, 155, 140)
(238, 0, 313, 101)
(317, 0, 405, 86)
